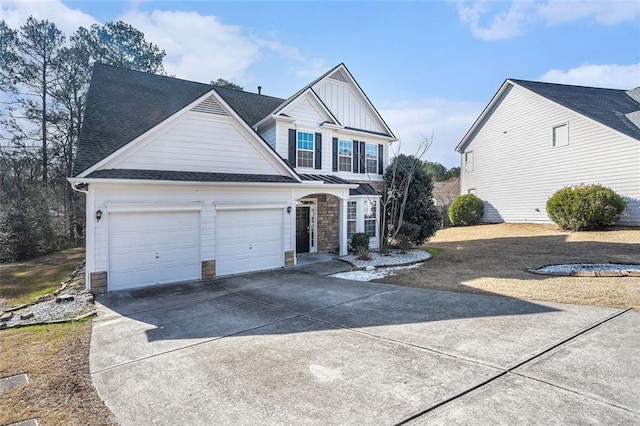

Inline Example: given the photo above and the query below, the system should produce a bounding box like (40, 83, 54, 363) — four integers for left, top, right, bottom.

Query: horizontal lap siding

(115, 112, 278, 175)
(461, 84, 640, 225)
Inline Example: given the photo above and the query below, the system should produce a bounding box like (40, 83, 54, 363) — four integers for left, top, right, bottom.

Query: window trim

(552, 123, 569, 147)
(296, 131, 315, 169)
(465, 151, 474, 172)
(338, 139, 353, 172)
(365, 144, 378, 174)
(347, 200, 357, 241)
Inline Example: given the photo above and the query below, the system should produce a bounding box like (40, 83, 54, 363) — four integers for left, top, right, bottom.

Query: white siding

(288, 98, 325, 128)
(108, 111, 280, 175)
(460, 84, 640, 225)
(313, 80, 385, 134)
(89, 183, 294, 273)
(259, 123, 276, 149)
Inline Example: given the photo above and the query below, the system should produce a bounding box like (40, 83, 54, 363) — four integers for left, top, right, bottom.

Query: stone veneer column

(315, 195, 340, 253)
(90, 271, 108, 294)
(284, 250, 295, 267)
(201, 260, 216, 280)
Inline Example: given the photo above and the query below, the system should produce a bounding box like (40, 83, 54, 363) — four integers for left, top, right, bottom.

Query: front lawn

(380, 223, 640, 311)
(0, 248, 114, 425)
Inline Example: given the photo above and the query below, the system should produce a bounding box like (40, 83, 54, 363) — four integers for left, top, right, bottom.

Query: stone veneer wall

(312, 194, 340, 253)
(202, 260, 216, 280)
(90, 271, 108, 294)
(284, 250, 295, 266)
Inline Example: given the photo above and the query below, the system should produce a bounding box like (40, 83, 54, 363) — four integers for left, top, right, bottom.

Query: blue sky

(2, 0, 639, 167)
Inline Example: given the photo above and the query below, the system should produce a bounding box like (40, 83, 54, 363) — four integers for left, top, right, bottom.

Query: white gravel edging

(531, 263, 640, 277)
(332, 263, 424, 282)
(339, 249, 431, 268)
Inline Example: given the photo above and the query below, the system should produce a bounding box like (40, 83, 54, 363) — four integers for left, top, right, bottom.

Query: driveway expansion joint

(395, 308, 633, 425)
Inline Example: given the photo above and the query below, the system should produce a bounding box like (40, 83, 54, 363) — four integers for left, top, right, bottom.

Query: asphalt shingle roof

(214, 86, 284, 127)
(73, 64, 214, 176)
(512, 79, 640, 141)
(85, 169, 298, 183)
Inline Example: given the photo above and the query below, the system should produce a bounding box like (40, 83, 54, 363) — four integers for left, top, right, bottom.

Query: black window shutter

(288, 129, 296, 167)
(314, 133, 322, 170)
(359, 141, 366, 173)
(352, 140, 359, 172)
(377, 144, 384, 174)
(332, 137, 338, 172)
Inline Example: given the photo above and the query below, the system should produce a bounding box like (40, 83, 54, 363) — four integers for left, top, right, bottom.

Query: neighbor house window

(338, 139, 352, 172)
(553, 123, 569, 147)
(365, 144, 378, 174)
(347, 201, 357, 241)
(297, 131, 314, 168)
(363, 200, 377, 238)
(465, 151, 474, 172)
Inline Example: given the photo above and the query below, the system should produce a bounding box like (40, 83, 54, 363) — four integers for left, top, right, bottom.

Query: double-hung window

(363, 200, 377, 238)
(347, 201, 357, 241)
(365, 144, 378, 174)
(297, 131, 314, 168)
(338, 139, 352, 172)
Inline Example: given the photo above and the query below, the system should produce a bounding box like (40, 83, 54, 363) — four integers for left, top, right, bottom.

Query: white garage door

(109, 211, 201, 291)
(216, 209, 283, 276)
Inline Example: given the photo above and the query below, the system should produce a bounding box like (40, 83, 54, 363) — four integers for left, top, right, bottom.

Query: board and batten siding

(460, 83, 640, 225)
(108, 111, 281, 175)
(88, 183, 293, 274)
(313, 79, 385, 134)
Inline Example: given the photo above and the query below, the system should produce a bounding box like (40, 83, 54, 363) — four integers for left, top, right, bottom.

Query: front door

(296, 207, 310, 254)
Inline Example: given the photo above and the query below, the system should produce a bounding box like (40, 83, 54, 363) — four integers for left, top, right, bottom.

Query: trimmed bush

(546, 184, 626, 231)
(448, 194, 484, 226)
(395, 222, 422, 251)
(350, 232, 370, 252)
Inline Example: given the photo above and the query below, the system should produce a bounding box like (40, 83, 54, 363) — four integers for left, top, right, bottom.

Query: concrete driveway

(90, 261, 640, 425)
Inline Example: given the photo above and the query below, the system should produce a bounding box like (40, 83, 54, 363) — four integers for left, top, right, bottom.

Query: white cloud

(539, 63, 640, 89)
(454, 0, 640, 41)
(0, 0, 96, 36)
(117, 9, 308, 84)
(381, 98, 485, 167)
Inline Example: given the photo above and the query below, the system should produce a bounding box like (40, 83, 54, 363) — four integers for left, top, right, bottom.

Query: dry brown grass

(381, 223, 640, 310)
(0, 248, 85, 308)
(0, 248, 114, 425)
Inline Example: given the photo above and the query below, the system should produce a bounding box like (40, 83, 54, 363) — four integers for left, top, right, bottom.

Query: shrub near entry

(448, 194, 484, 226)
(350, 232, 371, 260)
(546, 184, 627, 231)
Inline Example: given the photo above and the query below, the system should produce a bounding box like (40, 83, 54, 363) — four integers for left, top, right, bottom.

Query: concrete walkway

(90, 265, 640, 425)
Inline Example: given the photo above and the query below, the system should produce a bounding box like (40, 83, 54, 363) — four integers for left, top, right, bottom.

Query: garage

(108, 210, 201, 291)
(216, 208, 284, 276)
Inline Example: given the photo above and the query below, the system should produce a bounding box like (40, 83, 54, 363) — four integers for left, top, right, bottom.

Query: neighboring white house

(69, 63, 396, 292)
(456, 79, 640, 226)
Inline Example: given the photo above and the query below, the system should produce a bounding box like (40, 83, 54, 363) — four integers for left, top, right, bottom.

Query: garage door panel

(109, 211, 200, 291)
(216, 209, 283, 276)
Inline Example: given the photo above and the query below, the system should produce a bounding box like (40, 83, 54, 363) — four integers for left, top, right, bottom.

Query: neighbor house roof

(511, 79, 640, 142)
(457, 79, 640, 152)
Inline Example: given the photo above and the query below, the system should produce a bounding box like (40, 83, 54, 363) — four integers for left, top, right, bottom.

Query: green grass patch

(0, 247, 85, 307)
(422, 247, 444, 258)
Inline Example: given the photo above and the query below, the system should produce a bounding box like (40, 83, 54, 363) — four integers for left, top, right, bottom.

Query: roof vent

(329, 69, 349, 83)
(258, 85, 262, 95)
(191, 96, 228, 115)
(626, 87, 640, 104)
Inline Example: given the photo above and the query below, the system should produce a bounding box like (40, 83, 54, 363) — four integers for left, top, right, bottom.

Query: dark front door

(296, 207, 310, 254)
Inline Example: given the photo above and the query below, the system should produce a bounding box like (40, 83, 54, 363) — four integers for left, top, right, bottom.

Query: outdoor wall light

(287, 206, 292, 214)
(96, 209, 103, 222)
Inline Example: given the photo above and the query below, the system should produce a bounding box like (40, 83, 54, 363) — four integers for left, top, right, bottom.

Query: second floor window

(365, 144, 378, 174)
(338, 139, 352, 172)
(297, 131, 314, 168)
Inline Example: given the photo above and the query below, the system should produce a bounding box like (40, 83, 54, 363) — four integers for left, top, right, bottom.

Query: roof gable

(73, 64, 298, 181)
(457, 79, 640, 152)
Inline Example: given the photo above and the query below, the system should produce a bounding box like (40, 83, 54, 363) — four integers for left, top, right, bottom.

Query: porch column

(339, 198, 348, 256)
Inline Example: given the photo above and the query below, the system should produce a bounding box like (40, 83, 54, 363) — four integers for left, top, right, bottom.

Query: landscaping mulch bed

(379, 223, 640, 311)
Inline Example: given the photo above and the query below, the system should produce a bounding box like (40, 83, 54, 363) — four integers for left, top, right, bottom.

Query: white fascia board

(77, 89, 219, 178)
(211, 92, 301, 182)
(68, 177, 357, 190)
(279, 88, 338, 125)
(456, 80, 513, 153)
(330, 64, 396, 139)
(332, 127, 396, 143)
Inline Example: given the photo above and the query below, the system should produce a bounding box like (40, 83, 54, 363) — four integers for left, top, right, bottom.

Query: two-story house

(69, 63, 396, 292)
